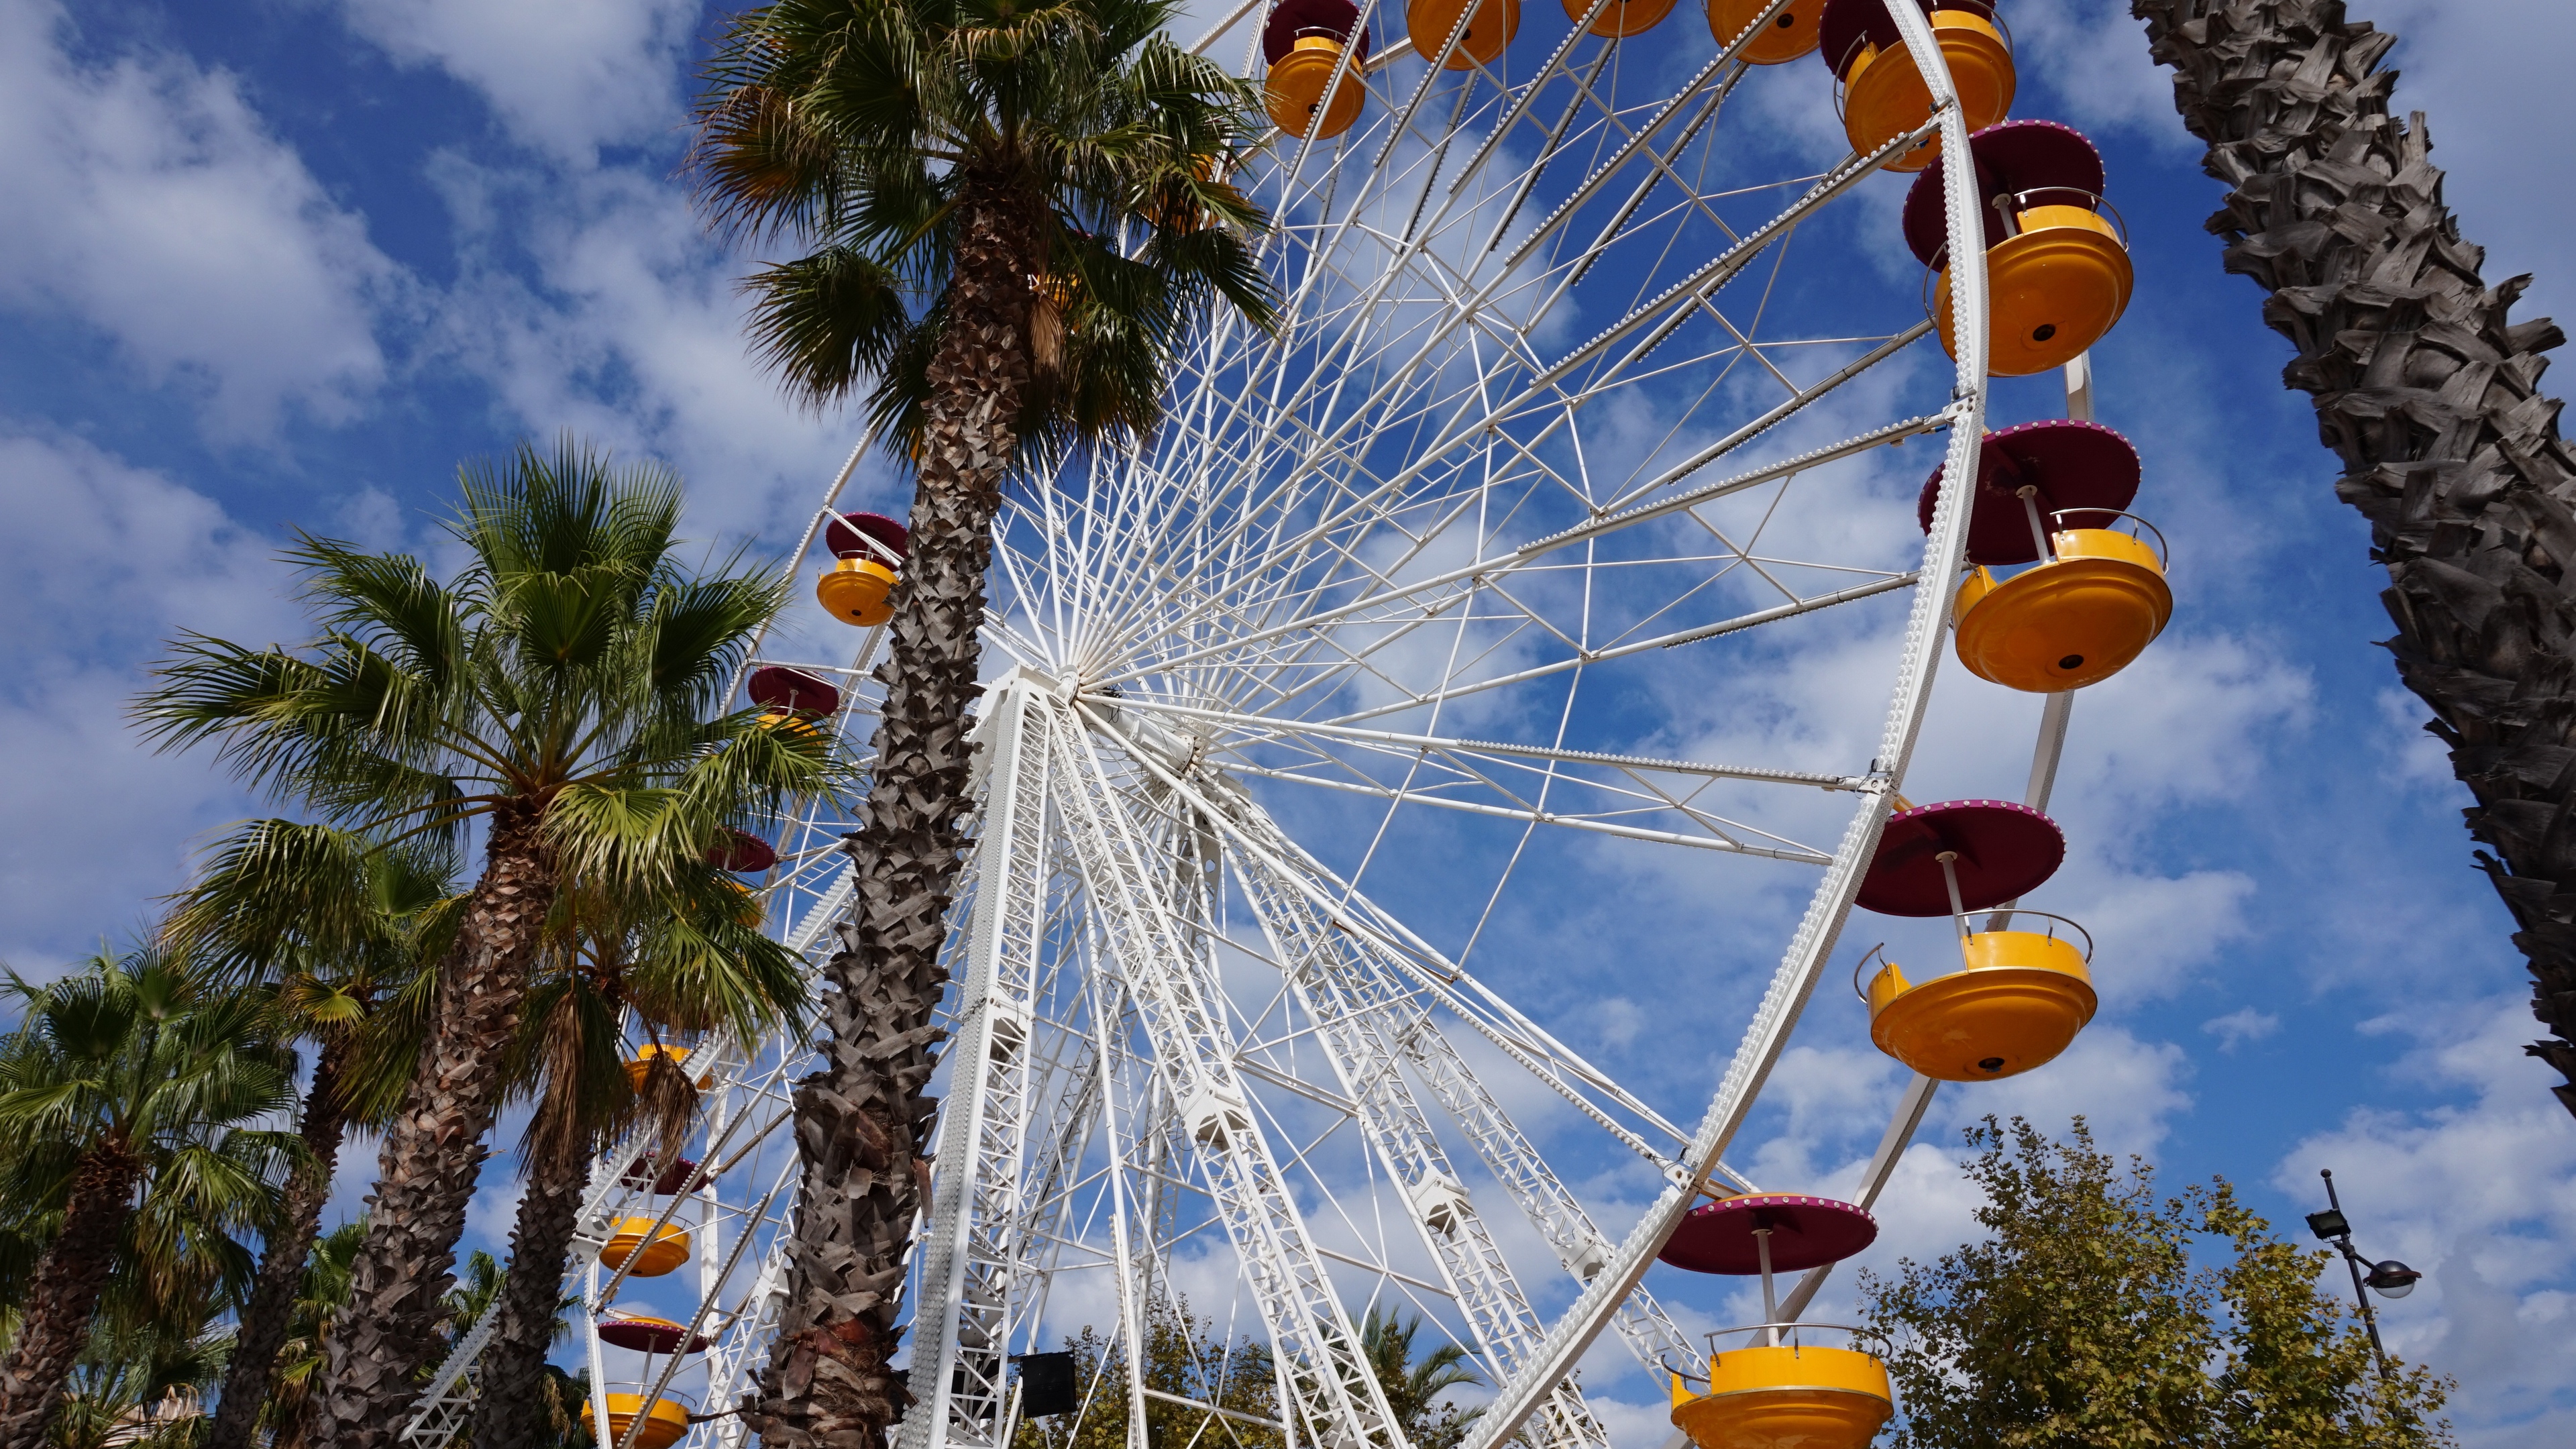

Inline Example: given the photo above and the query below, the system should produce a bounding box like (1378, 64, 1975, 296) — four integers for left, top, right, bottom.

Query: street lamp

(2306, 1169, 2419, 1380)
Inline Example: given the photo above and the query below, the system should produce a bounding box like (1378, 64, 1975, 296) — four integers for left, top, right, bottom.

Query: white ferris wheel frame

(395, 4, 2052, 1449)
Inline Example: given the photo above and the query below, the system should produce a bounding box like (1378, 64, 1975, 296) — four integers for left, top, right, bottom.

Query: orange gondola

(1917, 419, 2171, 690)
(1263, 0, 1371, 140)
(1415, 0, 1520, 64)
(1659, 1195, 1894, 1448)
(1707, 0, 1818, 61)
(580, 1395, 692, 1449)
(1566, 0, 1673, 40)
(1907, 121, 2132, 375)
(1817, 0, 2012, 170)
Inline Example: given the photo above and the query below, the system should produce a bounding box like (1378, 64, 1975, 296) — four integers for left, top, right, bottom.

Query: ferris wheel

(400, 3, 2178, 1448)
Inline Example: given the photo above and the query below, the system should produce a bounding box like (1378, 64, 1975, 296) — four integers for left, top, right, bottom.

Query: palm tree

(133, 439, 844, 1449)
(0, 949, 300, 1449)
(470, 873, 806, 1449)
(2132, 3, 2576, 1115)
(1356, 1309, 1484, 1449)
(45, 1317, 230, 1449)
(690, 5, 1273, 1442)
(265, 1221, 368, 1449)
(166, 821, 460, 1449)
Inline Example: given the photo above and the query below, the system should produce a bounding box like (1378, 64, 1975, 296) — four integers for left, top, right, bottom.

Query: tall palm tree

(133, 440, 843, 1449)
(470, 873, 807, 1449)
(0, 949, 300, 1449)
(692, 5, 1273, 1442)
(166, 821, 460, 1449)
(2133, 1, 2576, 1116)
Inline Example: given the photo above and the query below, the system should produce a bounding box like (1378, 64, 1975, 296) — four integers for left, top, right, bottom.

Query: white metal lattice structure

(407, 4, 2060, 1449)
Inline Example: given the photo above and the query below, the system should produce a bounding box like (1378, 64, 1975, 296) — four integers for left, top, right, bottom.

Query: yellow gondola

(1707, 0, 1818, 61)
(1906, 119, 2132, 375)
(1820, 0, 2012, 172)
(600, 1217, 692, 1278)
(1658, 1195, 1892, 1449)
(1566, 0, 1673, 40)
(1669, 1350, 1892, 1449)
(1264, 0, 1371, 140)
(1933, 199, 2131, 375)
(1413, 0, 1520, 64)
(580, 1395, 692, 1449)
(1862, 918, 2097, 1081)
(816, 556, 898, 627)
(1953, 512, 2170, 692)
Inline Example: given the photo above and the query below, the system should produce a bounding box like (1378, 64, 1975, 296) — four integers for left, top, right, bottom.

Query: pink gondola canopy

(1659, 1193, 1880, 1275)
(1857, 798, 2064, 917)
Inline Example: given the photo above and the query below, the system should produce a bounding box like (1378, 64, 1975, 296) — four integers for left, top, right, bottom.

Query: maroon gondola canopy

(823, 511, 910, 562)
(1918, 419, 2143, 566)
(597, 1318, 712, 1354)
(1659, 1193, 1880, 1275)
(1261, 0, 1370, 64)
(747, 665, 842, 718)
(1857, 798, 2064, 916)
(1901, 119, 2108, 266)
(623, 1154, 703, 1196)
(1816, 0, 1995, 80)
(706, 828, 778, 875)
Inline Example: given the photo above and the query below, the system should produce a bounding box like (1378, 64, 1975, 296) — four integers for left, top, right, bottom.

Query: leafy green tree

(2199, 1183, 2453, 1448)
(1010, 1300, 1285, 1449)
(1356, 1309, 1482, 1449)
(166, 821, 460, 1449)
(1858, 1117, 2453, 1447)
(691, 7, 1275, 1444)
(470, 875, 806, 1449)
(133, 440, 844, 1449)
(0, 950, 299, 1449)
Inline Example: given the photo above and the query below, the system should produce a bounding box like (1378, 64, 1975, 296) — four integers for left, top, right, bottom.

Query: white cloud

(2277, 998, 2576, 1442)
(0, 0, 399, 439)
(339, 0, 704, 164)
(2201, 1005, 2279, 1051)
(0, 429, 297, 964)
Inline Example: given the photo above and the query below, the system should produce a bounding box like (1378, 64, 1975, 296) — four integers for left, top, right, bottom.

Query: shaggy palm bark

(469, 1147, 588, 1449)
(315, 806, 559, 1449)
(2137, 0, 2576, 1116)
(0, 1141, 143, 1449)
(209, 1040, 353, 1449)
(749, 173, 1038, 1449)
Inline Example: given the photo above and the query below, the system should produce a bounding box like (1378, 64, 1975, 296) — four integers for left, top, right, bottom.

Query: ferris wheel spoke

(1106, 697, 1864, 792)
(1232, 847, 1614, 1449)
(1040, 699, 1407, 1449)
(1089, 409, 1938, 695)
(1218, 796, 1707, 1377)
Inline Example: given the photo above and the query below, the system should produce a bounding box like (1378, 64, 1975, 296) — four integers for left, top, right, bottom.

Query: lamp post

(2306, 1169, 2421, 1381)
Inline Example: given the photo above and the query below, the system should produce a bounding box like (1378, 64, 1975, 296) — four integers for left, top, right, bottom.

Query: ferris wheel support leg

(1233, 850, 1611, 1449)
(900, 684, 1052, 1449)
(1045, 704, 1407, 1449)
(1099, 733, 1703, 1385)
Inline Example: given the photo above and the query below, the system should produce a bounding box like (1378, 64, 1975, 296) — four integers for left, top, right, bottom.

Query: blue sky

(3, 0, 2573, 1443)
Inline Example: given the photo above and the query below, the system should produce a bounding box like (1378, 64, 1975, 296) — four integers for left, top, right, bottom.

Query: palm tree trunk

(0, 1140, 144, 1449)
(2136, 0, 2576, 1116)
(750, 175, 1038, 1449)
(209, 1038, 353, 1449)
(314, 806, 558, 1449)
(469, 1144, 590, 1449)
